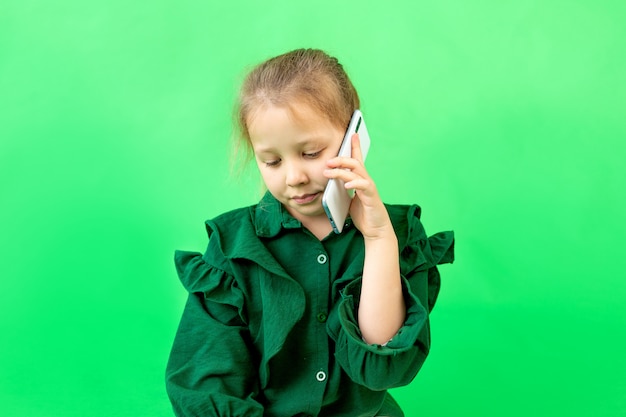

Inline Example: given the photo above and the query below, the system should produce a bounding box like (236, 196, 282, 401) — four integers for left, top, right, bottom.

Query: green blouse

(166, 192, 454, 416)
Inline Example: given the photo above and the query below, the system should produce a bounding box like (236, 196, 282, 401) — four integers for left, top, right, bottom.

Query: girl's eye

(265, 159, 281, 167)
(303, 150, 322, 159)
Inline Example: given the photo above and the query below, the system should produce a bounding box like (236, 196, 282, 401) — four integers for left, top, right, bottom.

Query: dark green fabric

(166, 192, 454, 416)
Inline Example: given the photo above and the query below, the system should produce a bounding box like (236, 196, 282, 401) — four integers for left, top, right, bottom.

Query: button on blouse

(316, 312, 328, 323)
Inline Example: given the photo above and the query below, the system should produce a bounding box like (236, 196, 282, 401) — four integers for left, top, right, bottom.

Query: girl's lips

(292, 192, 320, 205)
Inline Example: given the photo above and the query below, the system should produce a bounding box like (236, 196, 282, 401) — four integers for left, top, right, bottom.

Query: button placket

(312, 249, 329, 392)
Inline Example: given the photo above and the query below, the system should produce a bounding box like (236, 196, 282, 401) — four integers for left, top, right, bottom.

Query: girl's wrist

(362, 224, 397, 243)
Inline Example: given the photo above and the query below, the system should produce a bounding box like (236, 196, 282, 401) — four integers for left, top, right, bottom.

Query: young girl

(166, 48, 454, 417)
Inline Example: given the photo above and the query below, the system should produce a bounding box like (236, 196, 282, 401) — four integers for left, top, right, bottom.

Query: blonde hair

(233, 48, 360, 164)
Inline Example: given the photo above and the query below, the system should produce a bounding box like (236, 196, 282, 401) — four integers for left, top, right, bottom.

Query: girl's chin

(285, 202, 326, 220)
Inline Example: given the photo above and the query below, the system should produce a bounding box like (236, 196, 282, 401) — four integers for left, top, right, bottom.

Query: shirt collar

(253, 191, 354, 238)
(254, 191, 303, 238)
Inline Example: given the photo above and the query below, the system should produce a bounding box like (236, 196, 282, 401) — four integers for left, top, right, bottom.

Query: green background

(2, 0, 625, 416)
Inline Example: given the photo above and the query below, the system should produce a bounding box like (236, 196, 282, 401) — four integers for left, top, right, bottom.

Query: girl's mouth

(292, 193, 320, 205)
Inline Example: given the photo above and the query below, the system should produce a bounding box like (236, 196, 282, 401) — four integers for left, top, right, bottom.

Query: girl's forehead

(249, 103, 326, 134)
(249, 101, 322, 126)
(248, 103, 342, 150)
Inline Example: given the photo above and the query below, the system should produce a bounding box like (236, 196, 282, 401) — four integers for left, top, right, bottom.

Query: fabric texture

(166, 192, 454, 416)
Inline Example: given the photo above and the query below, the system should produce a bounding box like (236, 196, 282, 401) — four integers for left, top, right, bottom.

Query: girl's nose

(285, 161, 308, 186)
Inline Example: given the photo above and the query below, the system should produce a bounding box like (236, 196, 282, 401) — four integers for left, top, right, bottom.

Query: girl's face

(248, 102, 344, 225)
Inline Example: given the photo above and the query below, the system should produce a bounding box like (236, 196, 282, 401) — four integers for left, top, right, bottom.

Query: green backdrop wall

(2, 1, 625, 416)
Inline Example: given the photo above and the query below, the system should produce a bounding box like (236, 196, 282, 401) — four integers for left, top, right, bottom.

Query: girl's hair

(233, 48, 360, 163)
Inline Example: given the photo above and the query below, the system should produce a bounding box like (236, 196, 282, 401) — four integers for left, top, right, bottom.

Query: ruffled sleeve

(165, 249, 264, 417)
(328, 204, 454, 390)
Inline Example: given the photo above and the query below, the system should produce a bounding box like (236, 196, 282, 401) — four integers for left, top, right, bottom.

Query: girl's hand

(326, 133, 404, 344)
(324, 133, 393, 240)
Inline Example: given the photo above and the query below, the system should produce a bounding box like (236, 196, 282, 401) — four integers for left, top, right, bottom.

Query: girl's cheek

(319, 159, 332, 173)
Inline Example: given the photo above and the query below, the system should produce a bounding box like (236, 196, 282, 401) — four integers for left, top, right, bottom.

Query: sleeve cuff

(336, 275, 428, 353)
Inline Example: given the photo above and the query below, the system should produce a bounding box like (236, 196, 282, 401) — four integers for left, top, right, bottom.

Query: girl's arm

(324, 134, 405, 345)
(359, 219, 404, 344)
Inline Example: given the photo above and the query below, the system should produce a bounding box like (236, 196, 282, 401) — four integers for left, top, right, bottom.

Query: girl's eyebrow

(252, 145, 277, 154)
(295, 135, 331, 147)
(253, 137, 329, 153)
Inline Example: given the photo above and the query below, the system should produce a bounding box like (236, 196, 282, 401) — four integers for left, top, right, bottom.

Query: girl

(166, 48, 454, 417)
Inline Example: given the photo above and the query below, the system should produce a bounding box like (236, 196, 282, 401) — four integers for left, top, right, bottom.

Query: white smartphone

(322, 109, 371, 234)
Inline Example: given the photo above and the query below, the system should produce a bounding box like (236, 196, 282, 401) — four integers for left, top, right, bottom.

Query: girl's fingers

(326, 155, 365, 171)
(344, 178, 371, 190)
(325, 132, 374, 194)
(324, 169, 372, 193)
(326, 134, 365, 170)
(323, 167, 358, 182)
(351, 133, 364, 163)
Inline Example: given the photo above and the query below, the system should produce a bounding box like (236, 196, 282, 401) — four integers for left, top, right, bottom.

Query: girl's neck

(300, 215, 334, 240)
